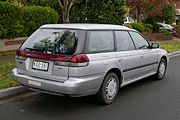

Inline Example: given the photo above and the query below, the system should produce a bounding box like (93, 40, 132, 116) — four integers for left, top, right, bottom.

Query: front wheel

(154, 58, 167, 80)
(97, 72, 119, 105)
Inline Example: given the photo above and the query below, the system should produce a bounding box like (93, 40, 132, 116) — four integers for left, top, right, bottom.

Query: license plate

(32, 60, 49, 71)
(28, 80, 41, 87)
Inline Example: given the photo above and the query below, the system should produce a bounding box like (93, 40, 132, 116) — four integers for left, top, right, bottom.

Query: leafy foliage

(70, 0, 126, 24)
(162, 4, 176, 24)
(0, 1, 59, 39)
(21, 6, 59, 36)
(130, 23, 145, 32)
(143, 24, 153, 32)
(145, 17, 160, 33)
(126, 0, 178, 24)
(29, 0, 59, 10)
(0, 1, 23, 39)
(159, 29, 171, 35)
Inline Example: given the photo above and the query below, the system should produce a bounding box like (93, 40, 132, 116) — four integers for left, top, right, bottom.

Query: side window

(87, 31, 114, 52)
(129, 32, 149, 49)
(115, 31, 135, 51)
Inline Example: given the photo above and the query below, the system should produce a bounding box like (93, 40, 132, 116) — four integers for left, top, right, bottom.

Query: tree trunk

(136, 6, 141, 23)
(58, 0, 73, 24)
(62, 8, 70, 23)
(21, 0, 29, 6)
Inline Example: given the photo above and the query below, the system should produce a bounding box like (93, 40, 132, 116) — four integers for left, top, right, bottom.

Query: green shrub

(130, 23, 145, 32)
(162, 4, 176, 24)
(0, 24, 8, 39)
(0, 1, 23, 39)
(124, 24, 132, 29)
(159, 29, 171, 36)
(143, 24, 153, 32)
(0, 2, 59, 39)
(29, 0, 59, 11)
(175, 25, 180, 29)
(145, 17, 159, 33)
(153, 23, 160, 33)
(21, 6, 59, 36)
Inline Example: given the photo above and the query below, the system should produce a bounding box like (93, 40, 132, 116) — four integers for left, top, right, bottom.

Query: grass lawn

(160, 42, 180, 53)
(0, 50, 16, 56)
(0, 62, 19, 90)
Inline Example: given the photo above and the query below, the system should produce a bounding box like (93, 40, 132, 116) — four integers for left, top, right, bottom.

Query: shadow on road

(21, 76, 160, 111)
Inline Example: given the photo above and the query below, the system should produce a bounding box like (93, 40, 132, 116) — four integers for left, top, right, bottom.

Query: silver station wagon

(12, 24, 169, 104)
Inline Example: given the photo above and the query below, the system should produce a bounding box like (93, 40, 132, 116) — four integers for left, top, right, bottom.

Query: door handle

(140, 56, 144, 59)
(118, 59, 123, 62)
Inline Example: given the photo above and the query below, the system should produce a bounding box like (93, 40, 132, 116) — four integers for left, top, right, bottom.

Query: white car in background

(157, 23, 176, 35)
(124, 17, 135, 25)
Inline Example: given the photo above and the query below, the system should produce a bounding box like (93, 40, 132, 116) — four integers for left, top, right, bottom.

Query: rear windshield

(20, 29, 81, 55)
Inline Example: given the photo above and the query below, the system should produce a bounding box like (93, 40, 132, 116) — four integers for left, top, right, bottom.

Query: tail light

(69, 54, 89, 67)
(16, 50, 28, 61)
(55, 54, 89, 67)
(16, 50, 89, 67)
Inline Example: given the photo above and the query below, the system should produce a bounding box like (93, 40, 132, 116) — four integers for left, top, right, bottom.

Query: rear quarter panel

(68, 52, 121, 90)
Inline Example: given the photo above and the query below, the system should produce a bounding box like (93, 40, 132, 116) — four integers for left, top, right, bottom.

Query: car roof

(40, 24, 134, 31)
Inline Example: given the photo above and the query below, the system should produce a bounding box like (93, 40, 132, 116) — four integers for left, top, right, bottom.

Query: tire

(97, 72, 120, 105)
(154, 58, 167, 80)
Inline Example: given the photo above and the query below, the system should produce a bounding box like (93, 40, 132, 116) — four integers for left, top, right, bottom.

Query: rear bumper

(12, 68, 104, 97)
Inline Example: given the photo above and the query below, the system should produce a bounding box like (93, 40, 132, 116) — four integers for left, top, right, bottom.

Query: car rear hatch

(16, 28, 86, 82)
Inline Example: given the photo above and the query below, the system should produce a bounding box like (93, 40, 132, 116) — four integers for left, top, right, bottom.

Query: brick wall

(142, 32, 173, 41)
(0, 37, 28, 51)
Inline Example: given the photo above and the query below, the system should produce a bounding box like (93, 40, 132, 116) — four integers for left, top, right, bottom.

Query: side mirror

(150, 43, 159, 49)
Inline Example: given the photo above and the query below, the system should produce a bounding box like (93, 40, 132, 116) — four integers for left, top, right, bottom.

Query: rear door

(129, 31, 158, 76)
(71, 30, 116, 77)
(115, 31, 141, 82)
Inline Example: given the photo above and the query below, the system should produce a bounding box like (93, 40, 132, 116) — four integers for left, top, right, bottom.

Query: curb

(168, 50, 180, 58)
(0, 86, 28, 99)
(0, 51, 180, 99)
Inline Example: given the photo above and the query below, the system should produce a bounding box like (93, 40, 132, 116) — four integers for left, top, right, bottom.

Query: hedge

(143, 24, 153, 32)
(0, 2, 23, 39)
(0, 2, 59, 39)
(159, 29, 171, 36)
(130, 23, 145, 32)
(21, 6, 59, 36)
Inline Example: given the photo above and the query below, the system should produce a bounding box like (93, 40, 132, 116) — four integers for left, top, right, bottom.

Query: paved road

(0, 56, 180, 120)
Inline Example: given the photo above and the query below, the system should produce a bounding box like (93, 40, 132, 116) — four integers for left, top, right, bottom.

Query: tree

(162, 4, 176, 24)
(143, 0, 165, 18)
(57, 0, 75, 23)
(71, 0, 126, 24)
(126, 0, 143, 23)
(28, 0, 126, 24)
(126, 0, 178, 23)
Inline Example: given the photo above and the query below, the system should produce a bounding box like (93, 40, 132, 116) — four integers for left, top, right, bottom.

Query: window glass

(87, 31, 114, 52)
(115, 31, 135, 51)
(129, 32, 149, 49)
(21, 29, 80, 55)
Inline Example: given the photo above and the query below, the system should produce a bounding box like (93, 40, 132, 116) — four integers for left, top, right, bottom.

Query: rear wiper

(24, 47, 39, 51)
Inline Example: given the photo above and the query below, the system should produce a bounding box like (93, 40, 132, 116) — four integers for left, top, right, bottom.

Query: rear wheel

(154, 58, 167, 80)
(97, 72, 119, 105)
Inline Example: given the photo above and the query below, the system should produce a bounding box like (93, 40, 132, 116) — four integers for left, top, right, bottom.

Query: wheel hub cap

(105, 78, 117, 100)
(159, 62, 166, 78)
